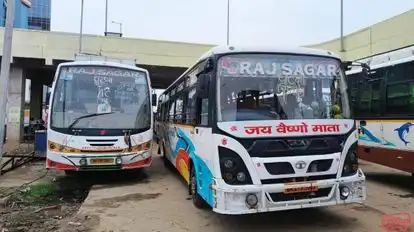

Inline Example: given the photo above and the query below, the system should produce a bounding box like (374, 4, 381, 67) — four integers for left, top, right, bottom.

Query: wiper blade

(68, 112, 115, 130)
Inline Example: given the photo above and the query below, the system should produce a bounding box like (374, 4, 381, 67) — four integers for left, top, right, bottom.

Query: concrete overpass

(0, 28, 215, 88)
(307, 9, 414, 61)
(0, 28, 214, 145)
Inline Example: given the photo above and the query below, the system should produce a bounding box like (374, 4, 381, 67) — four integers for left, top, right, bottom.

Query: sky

(52, 0, 414, 46)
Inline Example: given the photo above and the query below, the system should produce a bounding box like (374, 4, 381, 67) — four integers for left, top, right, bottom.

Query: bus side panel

(358, 120, 386, 148)
(166, 124, 214, 207)
(358, 120, 414, 173)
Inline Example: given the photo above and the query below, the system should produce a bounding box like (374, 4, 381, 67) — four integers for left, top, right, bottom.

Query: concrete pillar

(29, 80, 43, 120)
(6, 65, 26, 144)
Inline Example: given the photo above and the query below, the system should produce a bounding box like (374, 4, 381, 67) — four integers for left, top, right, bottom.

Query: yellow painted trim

(167, 123, 195, 129)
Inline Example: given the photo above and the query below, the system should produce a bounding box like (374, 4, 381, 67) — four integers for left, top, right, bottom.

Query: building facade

(0, 0, 50, 30)
(28, 0, 50, 30)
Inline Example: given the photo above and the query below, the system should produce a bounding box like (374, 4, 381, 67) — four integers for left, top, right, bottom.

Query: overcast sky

(52, 0, 414, 46)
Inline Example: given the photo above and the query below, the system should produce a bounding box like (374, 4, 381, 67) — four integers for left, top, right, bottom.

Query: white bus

(346, 45, 414, 176)
(155, 45, 367, 215)
(46, 56, 156, 173)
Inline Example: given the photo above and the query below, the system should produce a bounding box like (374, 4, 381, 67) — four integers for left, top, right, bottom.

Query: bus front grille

(86, 139, 119, 147)
(261, 174, 336, 185)
(264, 159, 333, 175)
(238, 135, 345, 157)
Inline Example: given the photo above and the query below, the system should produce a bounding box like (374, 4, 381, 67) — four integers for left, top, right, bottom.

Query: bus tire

(190, 166, 207, 209)
(161, 144, 173, 169)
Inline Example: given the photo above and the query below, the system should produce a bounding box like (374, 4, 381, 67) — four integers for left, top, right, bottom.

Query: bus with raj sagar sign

(47, 59, 156, 172)
(155, 45, 367, 214)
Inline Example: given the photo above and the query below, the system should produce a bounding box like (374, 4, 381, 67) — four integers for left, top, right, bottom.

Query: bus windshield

(51, 65, 151, 130)
(217, 54, 350, 122)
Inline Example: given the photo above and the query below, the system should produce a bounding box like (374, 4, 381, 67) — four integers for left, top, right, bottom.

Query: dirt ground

(58, 154, 414, 232)
(0, 162, 91, 232)
(2, 149, 414, 232)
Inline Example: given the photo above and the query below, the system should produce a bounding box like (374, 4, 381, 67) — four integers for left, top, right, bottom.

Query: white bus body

(46, 60, 154, 171)
(156, 45, 366, 215)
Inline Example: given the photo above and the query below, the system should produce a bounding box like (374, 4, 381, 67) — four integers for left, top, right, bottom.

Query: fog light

(340, 186, 350, 200)
(79, 158, 87, 166)
(115, 157, 122, 165)
(245, 194, 258, 208)
(236, 172, 246, 182)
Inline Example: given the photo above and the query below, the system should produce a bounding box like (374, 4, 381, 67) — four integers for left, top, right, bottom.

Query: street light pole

(79, 0, 84, 53)
(105, 0, 108, 34)
(340, 0, 344, 52)
(0, 0, 16, 174)
(226, 0, 230, 45)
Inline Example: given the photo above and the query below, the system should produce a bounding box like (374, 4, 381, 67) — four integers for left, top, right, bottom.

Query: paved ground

(60, 152, 414, 232)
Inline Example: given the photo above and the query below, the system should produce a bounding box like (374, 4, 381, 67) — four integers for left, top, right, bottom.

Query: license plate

(284, 185, 319, 194)
(89, 158, 114, 165)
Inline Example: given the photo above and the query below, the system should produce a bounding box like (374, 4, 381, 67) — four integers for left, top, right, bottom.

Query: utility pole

(226, 0, 230, 45)
(340, 0, 345, 52)
(0, 0, 16, 174)
(105, 0, 108, 35)
(79, 0, 84, 53)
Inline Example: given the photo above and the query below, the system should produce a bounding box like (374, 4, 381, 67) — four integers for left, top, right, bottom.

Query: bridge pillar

(29, 80, 43, 120)
(6, 65, 26, 145)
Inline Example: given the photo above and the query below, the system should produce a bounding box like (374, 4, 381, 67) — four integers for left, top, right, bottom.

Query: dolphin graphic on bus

(394, 122, 414, 146)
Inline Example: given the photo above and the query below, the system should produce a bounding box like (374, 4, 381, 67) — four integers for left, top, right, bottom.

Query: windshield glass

(51, 65, 150, 130)
(217, 54, 350, 122)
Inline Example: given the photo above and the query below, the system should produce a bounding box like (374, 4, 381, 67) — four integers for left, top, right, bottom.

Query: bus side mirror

(342, 61, 371, 78)
(152, 93, 157, 106)
(196, 74, 209, 98)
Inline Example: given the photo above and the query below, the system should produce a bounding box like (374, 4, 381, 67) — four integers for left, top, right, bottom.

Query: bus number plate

(89, 158, 114, 165)
(284, 186, 319, 194)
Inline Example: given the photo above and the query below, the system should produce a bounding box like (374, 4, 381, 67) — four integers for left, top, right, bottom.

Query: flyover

(307, 9, 414, 61)
(0, 28, 214, 145)
(1, 28, 215, 88)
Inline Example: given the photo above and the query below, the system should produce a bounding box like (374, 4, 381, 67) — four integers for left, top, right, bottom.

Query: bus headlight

(115, 157, 122, 165)
(236, 172, 246, 182)
(223, 159, 235, 169)
(79, 158, 87, 166)
(219, 147, 253, 185)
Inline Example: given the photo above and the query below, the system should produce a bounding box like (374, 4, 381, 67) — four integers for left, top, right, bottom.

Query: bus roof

(197, 45, 341, 63)
(346, 45, 414, 75)
(57, 60, 149, 74)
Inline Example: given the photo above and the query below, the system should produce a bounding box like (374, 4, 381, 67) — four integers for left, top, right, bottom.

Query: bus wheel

(190, 166, 207, 209)
(161, 144, 173, 169)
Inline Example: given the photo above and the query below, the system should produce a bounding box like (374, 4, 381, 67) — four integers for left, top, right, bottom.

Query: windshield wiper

(68, 112, 115, 130)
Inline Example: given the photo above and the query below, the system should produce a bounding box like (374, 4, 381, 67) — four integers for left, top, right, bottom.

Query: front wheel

(190, 166, 208, 209)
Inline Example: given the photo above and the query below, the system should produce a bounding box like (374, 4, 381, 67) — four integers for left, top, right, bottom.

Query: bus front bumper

(212, 169, 366, 215)
(46, 151, 152, 171)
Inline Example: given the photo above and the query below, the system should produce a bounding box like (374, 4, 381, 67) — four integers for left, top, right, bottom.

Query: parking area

(59, 150, 414, 232)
